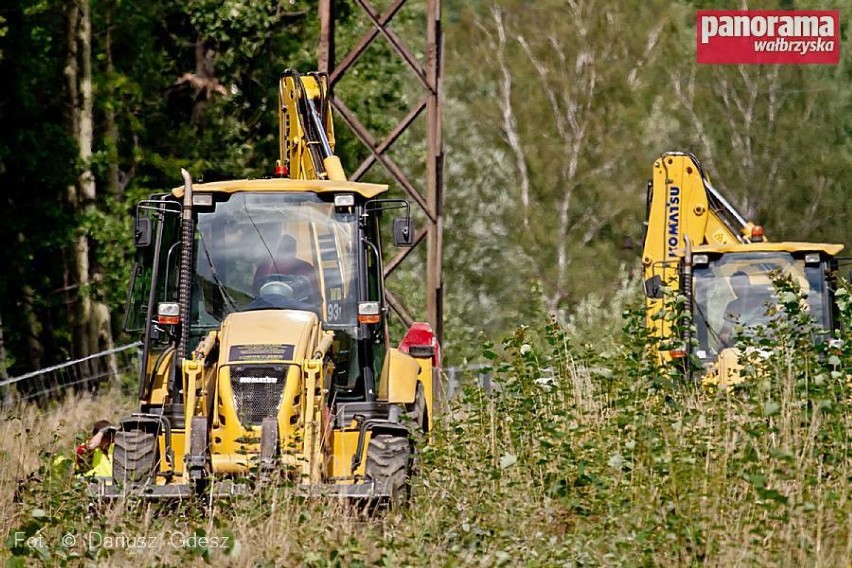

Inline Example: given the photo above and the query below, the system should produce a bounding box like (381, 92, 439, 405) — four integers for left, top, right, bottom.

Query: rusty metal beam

(331, 97, 435, 223)
(318, 0, 335, 74)
(425, 0, 444, 343)
(328, 0, 406, 85)
(354, 0, 428, 89)
(317, 0, 443, 344)
(351, 96, 427, 181)
(385, 289, 414, 328)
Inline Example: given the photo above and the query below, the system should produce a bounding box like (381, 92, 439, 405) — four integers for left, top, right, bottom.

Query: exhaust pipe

(171, 168, 195, 404)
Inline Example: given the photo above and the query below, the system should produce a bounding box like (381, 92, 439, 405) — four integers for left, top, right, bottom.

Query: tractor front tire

(113, 430, 157, 485)
(365, 433, 411, 507)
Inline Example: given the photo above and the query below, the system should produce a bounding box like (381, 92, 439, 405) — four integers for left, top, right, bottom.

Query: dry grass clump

(0, 388, 135, 536)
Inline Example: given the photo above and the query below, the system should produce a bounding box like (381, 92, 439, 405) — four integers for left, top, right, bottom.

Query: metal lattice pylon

(318, 0, 444, 343)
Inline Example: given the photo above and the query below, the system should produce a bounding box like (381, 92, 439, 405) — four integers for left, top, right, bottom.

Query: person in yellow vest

(75, 420, 115, 478)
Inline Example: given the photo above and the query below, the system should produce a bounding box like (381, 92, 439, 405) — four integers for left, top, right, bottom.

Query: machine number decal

(229, 344, 294, 362)
(327, 301, 342, 322)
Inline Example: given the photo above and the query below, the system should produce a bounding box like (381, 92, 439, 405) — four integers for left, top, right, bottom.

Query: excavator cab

(192, 192, 352, 324)
(691, 248, 838, 363)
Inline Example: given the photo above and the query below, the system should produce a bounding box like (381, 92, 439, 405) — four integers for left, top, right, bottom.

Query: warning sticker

(228, 344, 295, 362)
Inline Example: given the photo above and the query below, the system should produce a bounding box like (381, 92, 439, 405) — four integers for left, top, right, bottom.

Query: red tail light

(274, 160, 288, 177)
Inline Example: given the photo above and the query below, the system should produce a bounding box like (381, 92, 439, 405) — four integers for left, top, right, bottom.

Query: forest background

(0, 0, 849, 376)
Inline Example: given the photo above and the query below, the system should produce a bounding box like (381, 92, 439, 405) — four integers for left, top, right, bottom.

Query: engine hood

(218, 310, 320, 363)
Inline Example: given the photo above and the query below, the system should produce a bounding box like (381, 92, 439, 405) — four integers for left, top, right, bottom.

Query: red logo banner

(697, 10, 840, 64)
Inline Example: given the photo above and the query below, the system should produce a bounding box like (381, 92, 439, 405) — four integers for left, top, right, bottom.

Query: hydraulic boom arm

(642, 152, 765, 276)
(641, 152, 766, 362)
(278, 69, 346, 181)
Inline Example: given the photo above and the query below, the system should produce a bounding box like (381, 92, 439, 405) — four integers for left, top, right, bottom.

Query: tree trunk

(104, 6, 121, 196)
(13, 234, 44, 373)
(67, 0, 88, 358)
(66, 0, 117, 375)
(0, 308, 8, 380)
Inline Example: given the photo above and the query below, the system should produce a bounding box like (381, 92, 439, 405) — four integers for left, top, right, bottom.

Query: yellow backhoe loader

(642, 152, 843, 385)
(94, 70, 439, 501)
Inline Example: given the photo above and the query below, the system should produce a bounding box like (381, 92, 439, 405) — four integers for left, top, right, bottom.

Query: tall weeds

(2, 282, 849, 566)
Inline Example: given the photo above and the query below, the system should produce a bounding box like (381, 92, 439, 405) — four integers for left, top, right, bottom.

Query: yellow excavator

(96, 70, 439, 501)
(642, 152, 844, 385)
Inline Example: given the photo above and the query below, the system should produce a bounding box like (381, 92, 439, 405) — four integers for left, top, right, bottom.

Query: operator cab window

(190, 191, 359, 331)
(693, 252, 823, 361)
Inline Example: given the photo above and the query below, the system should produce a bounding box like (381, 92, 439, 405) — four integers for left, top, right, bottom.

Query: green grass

(2, 287, 850, 566)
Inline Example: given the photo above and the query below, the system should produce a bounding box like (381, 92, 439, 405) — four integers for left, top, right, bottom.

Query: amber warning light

(358, 301, 381, 324)
(157, 302, 180, 325)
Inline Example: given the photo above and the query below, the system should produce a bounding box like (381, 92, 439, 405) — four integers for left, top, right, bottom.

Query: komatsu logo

(666, 186, 680, 258)
(239, 376, 277, 384)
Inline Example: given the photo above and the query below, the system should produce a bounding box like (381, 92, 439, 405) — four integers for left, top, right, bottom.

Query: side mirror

(393, 217, 414, 247)
(134, 218, 152, 248)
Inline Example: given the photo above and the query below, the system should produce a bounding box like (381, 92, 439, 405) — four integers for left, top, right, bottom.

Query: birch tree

(450, 0, 666, 317)
(665, 55, 850, 244)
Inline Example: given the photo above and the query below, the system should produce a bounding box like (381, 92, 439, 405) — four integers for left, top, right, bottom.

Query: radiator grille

(230, 365, 288, 426)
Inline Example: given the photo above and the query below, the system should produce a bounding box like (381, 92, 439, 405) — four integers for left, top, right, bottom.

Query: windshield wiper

(694, 301, 723, 353)
(244, 201, 278, 272)
(198, 231, 240, 314)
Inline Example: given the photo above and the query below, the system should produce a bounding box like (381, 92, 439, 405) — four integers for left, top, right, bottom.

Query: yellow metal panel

(158, 430, 184, 477)
(378, 348, 421, 404)
(146, 349, 172, 405)
(278, 365, 305, 453)
(303, 359, 325, 484)
(210, 366, 261, 459)
(171, 178, 388, 199)
(210, 311, 323, 476)
(211, 454, 252, 474)
(329, 429, 368, 480)
(693, 242, 844, 256)
(219, 310, 318, 362)
(418, 359, 434, 432)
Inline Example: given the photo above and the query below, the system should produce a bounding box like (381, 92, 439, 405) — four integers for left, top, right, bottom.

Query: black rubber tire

(365, 433, 411, 507)
(113, 430, 157, 485)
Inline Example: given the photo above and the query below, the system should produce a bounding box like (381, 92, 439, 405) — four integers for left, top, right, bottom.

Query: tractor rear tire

(365, 433, 411, 507)
(113, 430, 157, 485)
